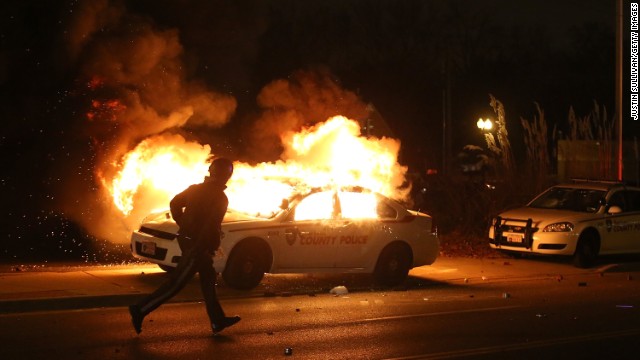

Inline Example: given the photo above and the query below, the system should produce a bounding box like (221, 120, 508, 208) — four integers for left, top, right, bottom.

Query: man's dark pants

(135, 247, 225, 326)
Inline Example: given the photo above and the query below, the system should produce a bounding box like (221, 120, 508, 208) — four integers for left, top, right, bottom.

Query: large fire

(104, 116, 408, 224)
(102, 133, 211, 216)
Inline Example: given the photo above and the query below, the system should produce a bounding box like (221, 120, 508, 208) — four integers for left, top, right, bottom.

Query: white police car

(131, 187, 439, 289)
(489, 180, 640, 267)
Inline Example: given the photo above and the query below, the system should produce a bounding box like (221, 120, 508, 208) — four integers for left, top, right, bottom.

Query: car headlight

(542, 222, 574, 232)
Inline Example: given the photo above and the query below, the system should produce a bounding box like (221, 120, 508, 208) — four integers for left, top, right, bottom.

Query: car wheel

(374, 243, 412, 286)
(158, 264, 175, 273)
(573, 232, 599, 268)
(222, 241, 269, 290)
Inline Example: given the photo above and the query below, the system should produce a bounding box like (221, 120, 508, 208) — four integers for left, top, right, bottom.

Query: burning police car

(489, 180, 640, 267)
(131, 187, 439, 289)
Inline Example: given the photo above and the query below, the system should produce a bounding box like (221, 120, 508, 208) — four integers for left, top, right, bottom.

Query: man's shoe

(212, 315, 241, 335)
(129, 305, 144, 334)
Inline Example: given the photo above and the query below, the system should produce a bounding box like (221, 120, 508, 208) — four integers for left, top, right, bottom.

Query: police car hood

(140, 209, 269, 233)
(498, 206, 590, 228)
(223, 210, 270, 223)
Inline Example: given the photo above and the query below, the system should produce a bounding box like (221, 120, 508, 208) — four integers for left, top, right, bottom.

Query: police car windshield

(528, 187, 606, 213)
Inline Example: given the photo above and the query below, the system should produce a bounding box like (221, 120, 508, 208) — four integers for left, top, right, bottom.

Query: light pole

(615, 0, 623, 181)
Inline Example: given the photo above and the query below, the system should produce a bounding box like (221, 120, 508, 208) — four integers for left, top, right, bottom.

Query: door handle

(285, 227, 308, 236)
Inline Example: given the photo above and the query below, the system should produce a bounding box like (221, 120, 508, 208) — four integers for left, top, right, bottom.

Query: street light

(478, 117, 500, 158)
(477, 118, 493, 131)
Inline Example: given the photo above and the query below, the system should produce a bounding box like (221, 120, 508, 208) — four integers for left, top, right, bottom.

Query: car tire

(573, 232, 599, 268)
(222, 241, 269, 290)
(158, 264, 175, 273)
(374, 243, 412, 286)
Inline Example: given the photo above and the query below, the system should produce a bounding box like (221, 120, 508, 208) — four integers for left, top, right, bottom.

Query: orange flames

(104, 116, 408, 223)
(102, 133, 211, 216)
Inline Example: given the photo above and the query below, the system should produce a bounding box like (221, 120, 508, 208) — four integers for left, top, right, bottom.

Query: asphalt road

(1, 256, 640, 359)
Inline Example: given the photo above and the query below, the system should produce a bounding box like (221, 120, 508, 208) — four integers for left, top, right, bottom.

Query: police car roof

(555, 179, 639, 192)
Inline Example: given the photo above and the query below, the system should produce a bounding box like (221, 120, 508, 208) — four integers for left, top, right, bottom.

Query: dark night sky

(0, 0, 633, 261)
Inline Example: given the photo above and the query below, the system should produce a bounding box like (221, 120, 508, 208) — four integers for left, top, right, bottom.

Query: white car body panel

(488, 182, 640, 259)
(131, 189, 439, 278)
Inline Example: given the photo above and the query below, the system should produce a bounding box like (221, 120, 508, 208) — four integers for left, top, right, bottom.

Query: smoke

(59, 0, 236, 243)
(56, 2, 405, 245)
(248, 67, 370, 160)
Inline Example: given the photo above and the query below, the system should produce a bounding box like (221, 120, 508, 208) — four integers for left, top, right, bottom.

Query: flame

(103, 133, 211, 216)
(292, 190, 378, 221)
(103, 116, 408, 223)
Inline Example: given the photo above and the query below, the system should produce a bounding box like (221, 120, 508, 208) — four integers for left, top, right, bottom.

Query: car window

(338, 191, 378, 219)
(608, 191, 626, 211)
(377, 201, 397, 219)
(529, 187, 605, 213)
(622, 190, 640, 212)
(294, 191, 336, 221)
(608, 189, 640, 212)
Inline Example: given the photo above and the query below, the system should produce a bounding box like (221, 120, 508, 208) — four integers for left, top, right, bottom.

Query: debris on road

(330, 285, 348, 296)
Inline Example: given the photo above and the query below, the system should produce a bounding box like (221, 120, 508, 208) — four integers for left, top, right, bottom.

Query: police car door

(332, 190, 384, 269)
(274, 190, 340, 270)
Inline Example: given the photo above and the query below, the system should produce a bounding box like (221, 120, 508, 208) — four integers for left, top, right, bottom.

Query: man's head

(209, 157, 234, 184)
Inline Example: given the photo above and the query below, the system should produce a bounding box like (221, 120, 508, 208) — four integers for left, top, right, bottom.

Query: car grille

(500, 224, 538, 234)
(492, 216, 537, 249)
(134, 241, 168, 261)
(139, 226, 176, 240)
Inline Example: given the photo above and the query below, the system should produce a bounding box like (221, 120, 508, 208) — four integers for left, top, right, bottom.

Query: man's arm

(169, 188, 189, 227)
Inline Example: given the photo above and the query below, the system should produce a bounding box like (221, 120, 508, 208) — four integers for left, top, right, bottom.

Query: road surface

(1, 256, 639, 359)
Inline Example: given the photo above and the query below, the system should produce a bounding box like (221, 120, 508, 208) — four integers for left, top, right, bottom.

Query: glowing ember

(87, 99, 126, 122)
(103, 116, 408, 225)
(87, 75, 105, 90)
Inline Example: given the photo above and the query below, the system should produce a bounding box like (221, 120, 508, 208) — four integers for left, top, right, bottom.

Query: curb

(0, 294, 144, 314)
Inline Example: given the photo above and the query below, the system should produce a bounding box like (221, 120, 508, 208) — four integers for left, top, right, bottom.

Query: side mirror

(608, 205, 622, 215)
